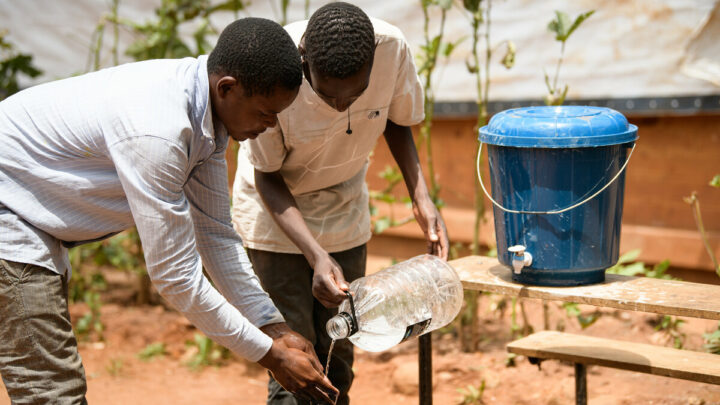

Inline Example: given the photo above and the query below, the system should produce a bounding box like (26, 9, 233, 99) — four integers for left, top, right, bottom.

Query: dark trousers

(0, 260, 87, 404)
(247, 245, 366, 405)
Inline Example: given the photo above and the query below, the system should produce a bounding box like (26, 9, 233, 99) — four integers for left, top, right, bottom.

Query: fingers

(314, 276, 345, 308)
(310, 376, 339, 404)
(333, 266, 349, 291)
(289, 365, 339, 404)
(425, 217, 449, 260)
(313, 271, 348, 308)
(307, 347, 324, 375)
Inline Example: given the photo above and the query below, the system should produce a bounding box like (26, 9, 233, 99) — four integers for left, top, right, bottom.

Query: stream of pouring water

(323, 339, 338, 405)
(324, 339, 336, 377)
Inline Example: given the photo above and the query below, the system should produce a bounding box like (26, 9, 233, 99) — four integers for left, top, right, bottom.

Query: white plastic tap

(508, 245, 533, 274)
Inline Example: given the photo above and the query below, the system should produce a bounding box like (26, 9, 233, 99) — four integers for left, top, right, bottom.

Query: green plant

(710, 174, 720, 188)
(370, 0, 461, 232)
(68, 248, 108, 342)
(368, 165, 414, 234)
(137, 342, 168, 361)
(606, 250, 674, 280)
(561, 302, 601, 329)
(90, 0, 248, 70)
(185, 333, 231, 369)
(416, 0, 462, 204)
(703, 323, 720, 354)
(74, 288, 106, 342)
(106, 358, 124, 377)
(272, 0, 291, 26)
(0, 29, 42, 100)
(459, 0, 514, 256)
(456, 381, 486, 404)
(650, 315, 686, 349)
(684, 175, 720, 277)
(543, 10, 594, 106)
(456, 0, 514, 351)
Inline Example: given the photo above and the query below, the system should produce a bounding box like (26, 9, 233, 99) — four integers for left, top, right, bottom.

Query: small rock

(390, 360, 437, 396)
(91, 342, 106, 350)
(687, 397, 705, 405)
(437, 371, 453, 382)
(391, 361, 418, 396)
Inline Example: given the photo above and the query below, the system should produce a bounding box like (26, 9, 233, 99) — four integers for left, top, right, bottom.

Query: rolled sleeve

(388, 38, 425, 127)
(244, 124, 287, 173)
(108, 135, 274, 361)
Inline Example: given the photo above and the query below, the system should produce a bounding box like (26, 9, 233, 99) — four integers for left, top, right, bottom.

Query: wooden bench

(413, 256, 720, 405)
(508, 331, 720, 405)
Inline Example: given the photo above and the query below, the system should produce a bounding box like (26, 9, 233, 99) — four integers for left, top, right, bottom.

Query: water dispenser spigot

(508, 245, 532, 275)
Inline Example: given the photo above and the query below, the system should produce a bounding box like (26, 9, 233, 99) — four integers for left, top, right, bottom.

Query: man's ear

(215, 75, 239, 99)
(298, 37, 305, 59)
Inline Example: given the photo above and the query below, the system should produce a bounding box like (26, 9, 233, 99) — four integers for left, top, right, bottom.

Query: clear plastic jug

(326, 254, 463, 352)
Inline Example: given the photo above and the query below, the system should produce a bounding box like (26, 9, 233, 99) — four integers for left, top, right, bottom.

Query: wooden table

(451, 255, 720, 320)
(417, 255, 720, 405)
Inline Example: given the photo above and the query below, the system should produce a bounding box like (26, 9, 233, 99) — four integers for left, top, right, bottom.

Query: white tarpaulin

(682, 1, 720, 87)
(0, 0, 717, 101)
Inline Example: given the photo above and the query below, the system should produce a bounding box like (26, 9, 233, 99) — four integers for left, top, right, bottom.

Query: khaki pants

(0, 260, 87, 404)
(247, 245, 366, 405)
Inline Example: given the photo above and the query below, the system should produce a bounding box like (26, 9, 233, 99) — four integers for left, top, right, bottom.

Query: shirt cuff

(231, 324, 274, 362)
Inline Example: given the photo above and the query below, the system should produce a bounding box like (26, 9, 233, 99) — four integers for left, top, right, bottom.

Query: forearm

(383, 119, 433, 204)
(150, 260, 273, 361)
(185, 151, 284, 328)
(254, 169, 326, 266)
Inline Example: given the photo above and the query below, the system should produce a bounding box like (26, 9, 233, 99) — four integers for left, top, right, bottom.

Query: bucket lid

(479, 106, 638, 148)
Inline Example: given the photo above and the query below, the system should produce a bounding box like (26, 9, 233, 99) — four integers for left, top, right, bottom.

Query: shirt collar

(193, 55, 228, 145)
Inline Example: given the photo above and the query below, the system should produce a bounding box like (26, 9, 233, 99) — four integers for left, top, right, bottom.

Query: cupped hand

(258, 323, 339, 404)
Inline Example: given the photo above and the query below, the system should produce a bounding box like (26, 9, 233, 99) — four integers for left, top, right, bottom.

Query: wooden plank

(450, 255, 720, 320)
(507, 331, 720, 385)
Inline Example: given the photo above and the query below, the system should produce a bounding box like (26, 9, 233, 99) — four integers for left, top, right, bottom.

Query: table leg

(419, 333, 433, 405)
(575, 363, 587, 405)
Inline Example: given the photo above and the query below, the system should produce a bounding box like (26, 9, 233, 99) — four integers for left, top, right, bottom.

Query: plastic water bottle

(325, 254, 464, 352)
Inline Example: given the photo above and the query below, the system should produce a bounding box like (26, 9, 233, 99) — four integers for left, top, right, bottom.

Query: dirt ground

(2, 270, 720, 405)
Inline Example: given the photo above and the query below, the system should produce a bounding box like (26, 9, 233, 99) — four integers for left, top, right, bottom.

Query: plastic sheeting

(682, 1, 720, 87)
(0, 0, 717, 101)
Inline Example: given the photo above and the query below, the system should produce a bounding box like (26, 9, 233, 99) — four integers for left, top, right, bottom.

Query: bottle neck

(326, 312, 354, 339)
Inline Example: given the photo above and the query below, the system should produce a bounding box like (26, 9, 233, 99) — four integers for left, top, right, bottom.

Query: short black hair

(304, 2, 375, 79)
(208, 17, 302, 96)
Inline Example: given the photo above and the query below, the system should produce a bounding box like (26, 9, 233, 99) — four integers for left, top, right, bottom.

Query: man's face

(212, 78, 298, 142)
(303, 57, 372, 113)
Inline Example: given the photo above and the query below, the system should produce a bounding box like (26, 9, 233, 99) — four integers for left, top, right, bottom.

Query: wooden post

(419, 333, 433, 405)
(575, 363, 587, 405)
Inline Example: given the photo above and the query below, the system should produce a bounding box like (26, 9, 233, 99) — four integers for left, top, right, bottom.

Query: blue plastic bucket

(478, 106, 638, 286)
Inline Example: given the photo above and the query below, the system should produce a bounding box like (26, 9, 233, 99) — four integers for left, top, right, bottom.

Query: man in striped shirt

(0, 18, 337, 404)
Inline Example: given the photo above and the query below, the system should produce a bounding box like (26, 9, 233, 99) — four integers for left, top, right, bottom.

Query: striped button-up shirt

(0, 56, 283, 361)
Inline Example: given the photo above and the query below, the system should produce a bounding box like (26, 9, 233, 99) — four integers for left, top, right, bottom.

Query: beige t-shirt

(232, 18, 424, 253)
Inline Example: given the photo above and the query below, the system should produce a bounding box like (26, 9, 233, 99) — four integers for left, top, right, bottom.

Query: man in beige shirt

(232, 3, 448, 404)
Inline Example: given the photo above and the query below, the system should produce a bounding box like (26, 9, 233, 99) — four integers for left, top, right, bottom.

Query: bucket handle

(476, 142, 636, 215)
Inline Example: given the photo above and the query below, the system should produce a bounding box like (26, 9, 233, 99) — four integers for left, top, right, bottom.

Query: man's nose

(263, 114, 277, 128)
